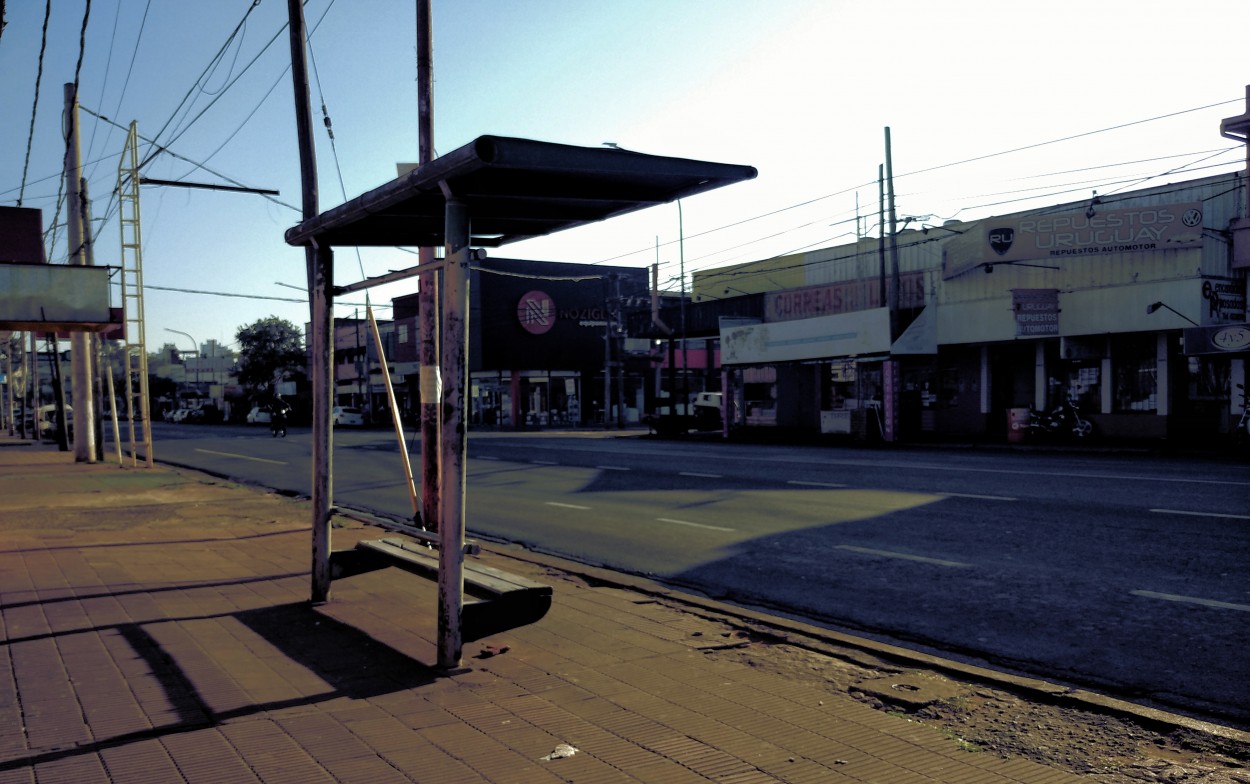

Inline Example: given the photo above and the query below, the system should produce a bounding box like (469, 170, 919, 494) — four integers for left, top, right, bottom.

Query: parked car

(32, 404, 72, 437)
(246, 406, 272, 424)
(185, 404, 222, 424)
(332, 406, 365, 427)
(168, 408, 192, 423)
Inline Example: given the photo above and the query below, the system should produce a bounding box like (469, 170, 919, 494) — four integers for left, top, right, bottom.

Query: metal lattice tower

(117, 122, 154, 467)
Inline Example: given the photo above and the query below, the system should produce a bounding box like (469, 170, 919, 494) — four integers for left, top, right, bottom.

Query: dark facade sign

(1202, 277, 1247, 323)
(1013, 288, 1059, 338)
(1183, 323, 1250, 355)
(476, 258, 648, 371)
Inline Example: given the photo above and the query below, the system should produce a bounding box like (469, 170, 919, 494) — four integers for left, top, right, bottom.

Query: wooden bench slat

(356, 538, 552, 599)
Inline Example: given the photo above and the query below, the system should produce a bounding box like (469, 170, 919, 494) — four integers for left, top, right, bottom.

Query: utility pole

(29, 331, 40, 440)
(416, 0, 441, 532)
(885, 127, 900, 343)
(80, 179, 106, 462)
(614, 275, 626, 429)
(63, 83, 96, 462)
(287, 0, 335, 603)
(4, 343, 13, 436)
(603, 275, 613, 430)
(878, 164, 886, 310)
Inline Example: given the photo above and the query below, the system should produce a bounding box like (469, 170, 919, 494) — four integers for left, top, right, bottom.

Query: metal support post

(439, 196, 470, 669)
(416, 0, 441, 533)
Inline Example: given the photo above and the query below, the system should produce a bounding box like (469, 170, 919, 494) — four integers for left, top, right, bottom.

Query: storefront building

(706, 171, 1249, 445)
(391, 257, 651, 428)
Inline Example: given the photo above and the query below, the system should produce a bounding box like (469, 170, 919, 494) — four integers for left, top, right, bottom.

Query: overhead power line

(18, 0, 53, 206)
(606, 97, 1246, 272)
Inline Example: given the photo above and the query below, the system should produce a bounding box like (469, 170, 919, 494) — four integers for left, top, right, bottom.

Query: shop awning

(721, 308, 892, 365)
(285, 135, 757, 249)
(891, 305, 937, 355)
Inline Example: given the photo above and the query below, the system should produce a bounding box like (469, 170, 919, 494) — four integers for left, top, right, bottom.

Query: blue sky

(2, 0, 1249, 352)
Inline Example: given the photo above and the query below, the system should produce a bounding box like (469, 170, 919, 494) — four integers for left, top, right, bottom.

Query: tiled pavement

(0, 439, 1087, 783)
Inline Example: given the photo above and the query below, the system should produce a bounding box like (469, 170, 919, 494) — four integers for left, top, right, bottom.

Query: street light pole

(165, 328, 199, 393)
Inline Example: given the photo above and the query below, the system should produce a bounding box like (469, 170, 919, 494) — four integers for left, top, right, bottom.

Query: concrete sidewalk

(0, 437, 1185, 783)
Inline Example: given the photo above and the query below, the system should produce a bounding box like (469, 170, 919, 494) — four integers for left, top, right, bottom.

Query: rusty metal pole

(287, 0, 335, 603)
(416, 0, 441, 532)
(439, 196, 470, 669)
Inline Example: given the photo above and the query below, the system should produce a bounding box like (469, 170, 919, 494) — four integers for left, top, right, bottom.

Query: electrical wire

(691, 168, 1247, 293)
(171, 0, 336, 180)
(43, 0, 93, 262)
(17, 0, 52, 207)
(615, 98, 1246, 274)
(81, 105, 300, 213)
(137, 0, 265, 170)
(142, 282, 391, 311)
(901, 98, 1244, 183)
(82, 0, 122, 177)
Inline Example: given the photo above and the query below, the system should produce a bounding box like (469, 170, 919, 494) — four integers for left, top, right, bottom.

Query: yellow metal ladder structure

(117, 122, 154, 467)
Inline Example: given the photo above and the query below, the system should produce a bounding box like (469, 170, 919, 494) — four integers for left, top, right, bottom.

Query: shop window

(936, 367, 967, 409)
(823, 360, 856, 410)
(1187, 355, 1229, 402)
(743, 383, 776, 425)
(1112, 336, 1157, 413)
(1062, 362, 1100, 411)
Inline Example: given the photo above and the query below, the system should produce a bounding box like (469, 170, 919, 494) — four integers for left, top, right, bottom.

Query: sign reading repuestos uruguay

(945, 202, 1204, 278)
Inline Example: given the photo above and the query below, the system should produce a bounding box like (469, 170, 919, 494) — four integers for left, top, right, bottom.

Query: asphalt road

(142, 423, 1250, 727)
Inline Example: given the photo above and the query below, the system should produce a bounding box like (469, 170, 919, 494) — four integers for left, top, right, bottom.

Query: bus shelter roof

(284, 135, 756, 249)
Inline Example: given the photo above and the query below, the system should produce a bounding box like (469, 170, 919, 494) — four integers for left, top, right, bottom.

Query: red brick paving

(0, 440, 1087, 783)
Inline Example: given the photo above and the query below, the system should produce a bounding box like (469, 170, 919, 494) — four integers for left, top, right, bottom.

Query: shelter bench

(329, 512, 552, 642)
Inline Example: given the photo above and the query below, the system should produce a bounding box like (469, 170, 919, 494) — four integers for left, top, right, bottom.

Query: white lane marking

(1150, 508, 1250, 521)
(531, 460, 559, 465)
(596, 465, 630, 471)
(1131, 590, 1250, 613)
(657, 517, 735, 532)
(680, 471, 722, 478)
(938, 492, 1017, 501)
(546, 502, 591, 511)
(195, 448, 285, 465)
(788, 480, 848, 488)
(837, 545, 972, 568)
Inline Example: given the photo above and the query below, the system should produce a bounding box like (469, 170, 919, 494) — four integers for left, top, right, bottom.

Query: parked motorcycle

(1026, 397, 1093, 439)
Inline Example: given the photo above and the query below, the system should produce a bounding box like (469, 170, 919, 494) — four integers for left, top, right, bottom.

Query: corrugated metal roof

(284, 135, 756, 248)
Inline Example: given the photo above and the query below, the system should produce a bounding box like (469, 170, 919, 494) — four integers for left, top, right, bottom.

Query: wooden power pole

(287, 0, 335, 603)
(63, 83, 96, 463)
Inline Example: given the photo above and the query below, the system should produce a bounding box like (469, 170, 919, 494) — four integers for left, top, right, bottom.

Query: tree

(235, 316, 306, 394)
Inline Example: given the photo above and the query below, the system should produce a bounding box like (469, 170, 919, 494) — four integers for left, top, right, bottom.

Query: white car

(332, 406, 365, 426)
(246, 406, 272, 424)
